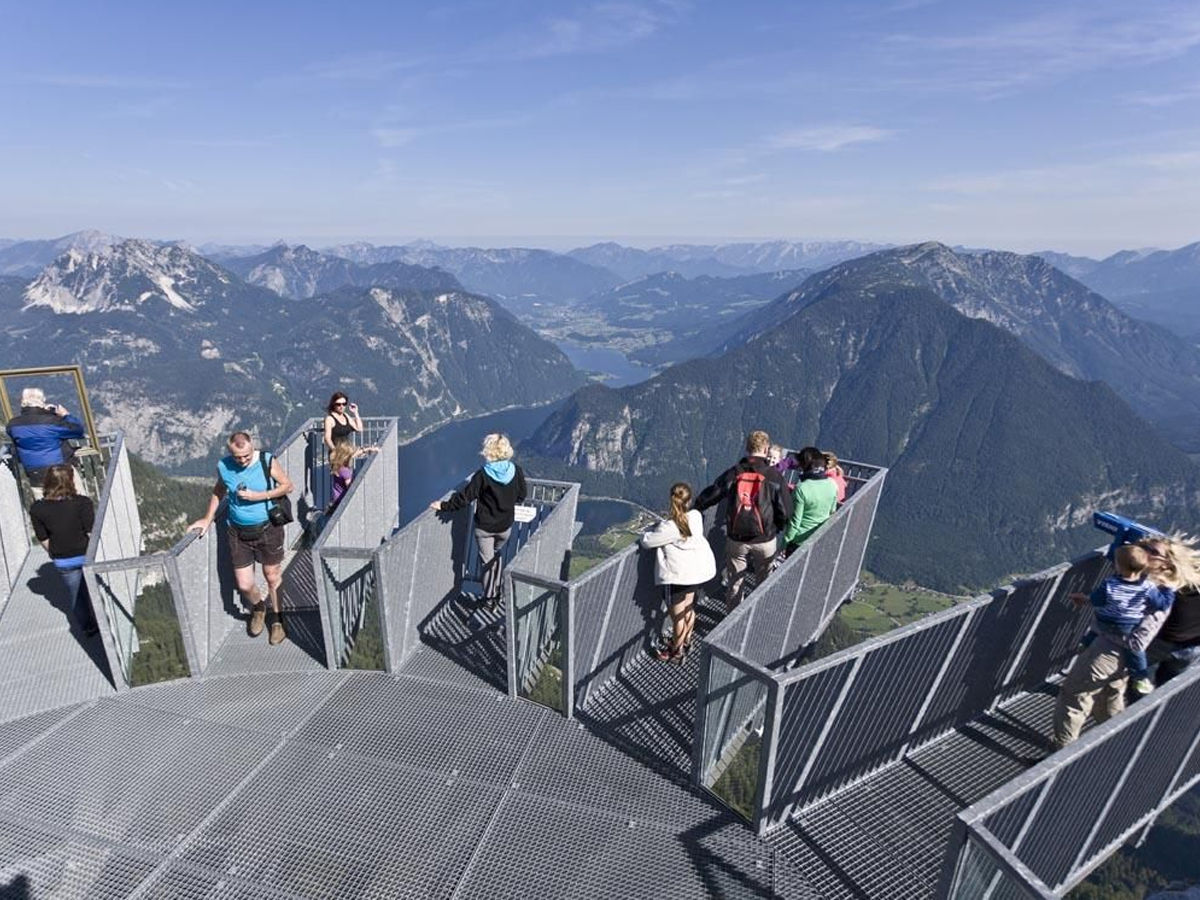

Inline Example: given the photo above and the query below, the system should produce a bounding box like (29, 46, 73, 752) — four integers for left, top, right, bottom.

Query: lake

(397, 403, 646, 536)
(576, 498, 640, 535)
(398, 402, 562, 524)
(553, 341, 656, 387)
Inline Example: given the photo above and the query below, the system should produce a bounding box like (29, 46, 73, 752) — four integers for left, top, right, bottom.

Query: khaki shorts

(227, 522, 285, 569)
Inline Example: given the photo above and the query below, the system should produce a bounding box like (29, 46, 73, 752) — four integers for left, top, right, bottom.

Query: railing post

(164, 552, 202, 678)
(754, 676, 783, 835)
(561, 582, 575, 718)
(691, 644, 714, 789)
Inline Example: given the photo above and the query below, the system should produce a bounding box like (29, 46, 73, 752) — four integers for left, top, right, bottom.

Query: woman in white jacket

(641, 482, 717, 663)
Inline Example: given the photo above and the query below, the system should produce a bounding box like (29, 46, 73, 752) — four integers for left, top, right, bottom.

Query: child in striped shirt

(1072, 543, 1174, 696)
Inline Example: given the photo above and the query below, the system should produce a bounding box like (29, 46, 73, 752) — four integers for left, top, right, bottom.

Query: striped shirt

(1090, 576, 1174, 630)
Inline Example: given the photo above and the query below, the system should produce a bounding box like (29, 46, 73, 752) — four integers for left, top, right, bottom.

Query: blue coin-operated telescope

(1093, 511, 1164, 558)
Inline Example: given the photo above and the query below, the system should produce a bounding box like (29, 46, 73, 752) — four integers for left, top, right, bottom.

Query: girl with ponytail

(641, 482, 717, 663)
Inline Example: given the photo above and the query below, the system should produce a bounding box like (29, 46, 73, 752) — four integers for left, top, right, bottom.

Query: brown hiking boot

(248, 603, 266, 637)
(268, 615, 286, 646)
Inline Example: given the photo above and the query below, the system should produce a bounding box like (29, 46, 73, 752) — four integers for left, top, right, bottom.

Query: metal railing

(375, 477, 578, 677)
(563, 461, 886, 725)
(76, 417, 400, 682)
(697, 546, 1110, 834)
(80, 433, 145, 688)
(505, 480, 578, 712)
(150, 421, 318, 675)
(0, 453, 27, 593)
(686, 463, 887, 824)
(705, 467, 886, 669)
(311, 417, 400, 668)
(566, 534, 665, 714)
(942, 658, 1200, 898)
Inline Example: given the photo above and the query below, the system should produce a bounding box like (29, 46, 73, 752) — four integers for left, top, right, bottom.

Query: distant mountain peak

(22, 240, 232, 314)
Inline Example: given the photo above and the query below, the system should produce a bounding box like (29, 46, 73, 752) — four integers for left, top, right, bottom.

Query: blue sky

(1, 0, 1199, 255)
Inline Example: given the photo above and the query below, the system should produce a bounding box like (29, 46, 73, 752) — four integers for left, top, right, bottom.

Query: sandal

(655, 641, 686, 663)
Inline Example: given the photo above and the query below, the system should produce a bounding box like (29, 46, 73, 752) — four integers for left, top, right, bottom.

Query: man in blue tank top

(188, 431, 294, 645)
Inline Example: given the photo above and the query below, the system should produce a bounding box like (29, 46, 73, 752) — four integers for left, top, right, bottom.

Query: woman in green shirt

(782, 446, 838, 549)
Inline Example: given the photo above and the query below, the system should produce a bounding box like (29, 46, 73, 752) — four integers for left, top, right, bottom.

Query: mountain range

(568, 269, 811, 364)
(1037, 243, 1200, 338)
(0, 230, 123, 276)
(720, 243, 1200, 452)
(221, 243, 462, 300)
(325, 241, 622, 309)
(567, 240, 888, 280)
(0, 240, 583, 470)
(523, 246, 1200, 590)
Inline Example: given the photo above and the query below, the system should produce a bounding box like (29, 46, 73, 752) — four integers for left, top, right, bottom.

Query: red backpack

(728, 469, 768, 541)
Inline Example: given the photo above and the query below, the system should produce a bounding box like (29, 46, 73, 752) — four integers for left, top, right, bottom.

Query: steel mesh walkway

(204, 549, 328, 677)
(766, 688, 1059, 899)
(0, 670, 804, 899)
(574, 596, 727, 784)
(0, 548, 115, 719)
(400, 588, 509, 695)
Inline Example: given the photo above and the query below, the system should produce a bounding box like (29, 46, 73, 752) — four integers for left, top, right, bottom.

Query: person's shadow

(26, 562, 111, 678)
(0, 873, 32, 899)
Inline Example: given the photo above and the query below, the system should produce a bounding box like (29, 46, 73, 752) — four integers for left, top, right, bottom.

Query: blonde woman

(328, 441, 357, 511)
(1136, 535, 1200, 686)
(430, 433, 527, 608)
(641, 482, 717, 663)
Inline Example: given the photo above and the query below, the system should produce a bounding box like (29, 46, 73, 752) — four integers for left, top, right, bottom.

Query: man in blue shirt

(188, 431, 294, 645)
(5, 386, 86, 500)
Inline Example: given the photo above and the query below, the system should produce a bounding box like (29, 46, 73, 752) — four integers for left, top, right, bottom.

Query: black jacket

(695, 455, 793, 542)
(439, 465, 528, 533)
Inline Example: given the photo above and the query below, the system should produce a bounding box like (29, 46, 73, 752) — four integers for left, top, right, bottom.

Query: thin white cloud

(511, 2, 670, 59)
(307, 51, 423, 81)
(1123, 84, 1200, 107)
(886, 3, 1200, 95)
(925, 146, 1200, 196)
(167, 137, 277, 149)
(369, 114, 530, 148)
(768, 125, 893, 152)
(371, 128, 422, 148)
(20, 74, 191, 90)
(301, 1, 686, 85)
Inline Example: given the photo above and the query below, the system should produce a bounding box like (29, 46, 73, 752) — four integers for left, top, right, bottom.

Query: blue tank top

(217, 451, 272, 526)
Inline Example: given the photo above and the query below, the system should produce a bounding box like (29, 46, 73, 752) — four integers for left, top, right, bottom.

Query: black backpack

(727, 468, 770, 541)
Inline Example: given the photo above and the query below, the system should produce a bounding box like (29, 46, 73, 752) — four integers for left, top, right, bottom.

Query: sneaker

(268, 616, 286, 646)
(1132, 677, 1153, 696)
(248, 603, 266, 638)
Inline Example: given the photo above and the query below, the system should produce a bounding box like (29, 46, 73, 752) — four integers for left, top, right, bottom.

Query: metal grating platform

(576, 595, 725, 783)
(402, 593, 509, 695)
(0, 670, 798, 899)
(0, 549, 116, 721)
(204, 549, 328, 677)
(767, 689, 1060, 899)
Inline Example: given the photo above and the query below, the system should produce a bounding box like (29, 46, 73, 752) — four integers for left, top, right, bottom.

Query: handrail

(81, 431, 143, 689)
(311, 417, 400, 668)
(0, 453, 28, 594)
(943, 656, 1200, 898)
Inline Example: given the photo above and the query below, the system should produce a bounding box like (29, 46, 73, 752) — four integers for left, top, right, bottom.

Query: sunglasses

(334, 401, 348, 407)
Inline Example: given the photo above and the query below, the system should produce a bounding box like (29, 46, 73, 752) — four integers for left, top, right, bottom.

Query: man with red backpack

(695, 430, 794, 610)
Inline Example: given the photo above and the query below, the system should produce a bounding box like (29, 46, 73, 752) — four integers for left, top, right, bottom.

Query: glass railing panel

(92, 560, 189, 687)
(948, 833, 1046, 899)
(318, 552, 380, 669)
(698, 651, 770, 822)
(511, 575, 565, 713)
(0, 459, 27, 592)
